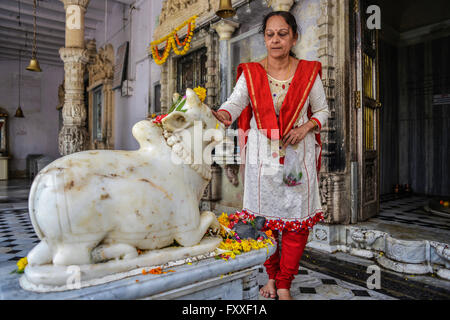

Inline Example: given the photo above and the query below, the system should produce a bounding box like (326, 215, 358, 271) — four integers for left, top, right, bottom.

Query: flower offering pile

(216, 211, 275, 261)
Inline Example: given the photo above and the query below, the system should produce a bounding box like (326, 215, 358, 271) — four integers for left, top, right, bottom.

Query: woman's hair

(260, 11, 299, 58)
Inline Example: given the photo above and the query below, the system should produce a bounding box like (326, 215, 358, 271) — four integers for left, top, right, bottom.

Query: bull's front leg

(175, 211, 220, 247)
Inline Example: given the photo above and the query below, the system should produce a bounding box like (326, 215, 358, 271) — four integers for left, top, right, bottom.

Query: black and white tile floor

(0, 208, 39, 265)
(2, 180, 447, 300)
(376, 195, 450, 232)
(256, 266, 396, 300)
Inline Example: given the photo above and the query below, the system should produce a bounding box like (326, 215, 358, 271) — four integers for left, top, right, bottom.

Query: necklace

(265, 57, 291, 80)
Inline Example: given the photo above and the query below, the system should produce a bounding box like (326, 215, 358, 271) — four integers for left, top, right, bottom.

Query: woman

(212, 11, 329, 300)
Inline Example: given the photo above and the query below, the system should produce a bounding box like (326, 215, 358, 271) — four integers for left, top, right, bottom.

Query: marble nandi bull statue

(22, 89, 225, 291)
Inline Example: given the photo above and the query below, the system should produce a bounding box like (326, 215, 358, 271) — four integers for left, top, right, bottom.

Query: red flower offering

(152, 114, 168, 124)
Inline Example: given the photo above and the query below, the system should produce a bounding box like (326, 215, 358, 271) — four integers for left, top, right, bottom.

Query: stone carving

(22, 89, 225, 289)
(319, 173, 348, 224)
(385, 237, 427, 264)
(61, 0, 90, 9)
(268, 0, 295, 11)
(430, 242, 450, 280)
(58, 125, 89, 157)
(88, 44, 114, 84)
(350, 228, 384, 249)
(58, 47, 90, 156)
(211, 20, 240, 41)
(314, 228, 328, 242)
(160, 0, 199, 26)
(430, 242, 450, 267)
(348, 227, 385, 258)
(86, 41, 115, 150)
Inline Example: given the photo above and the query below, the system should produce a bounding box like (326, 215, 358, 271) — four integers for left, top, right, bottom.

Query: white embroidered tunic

(219, 69, 330, 231)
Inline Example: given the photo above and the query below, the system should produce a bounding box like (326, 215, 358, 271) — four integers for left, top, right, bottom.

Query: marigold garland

(150, 15, 198, 65)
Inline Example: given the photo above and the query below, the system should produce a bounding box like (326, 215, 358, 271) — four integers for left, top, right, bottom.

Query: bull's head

(161, 88, 225, 166)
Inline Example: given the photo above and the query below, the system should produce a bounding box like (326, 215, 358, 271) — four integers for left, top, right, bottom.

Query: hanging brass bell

(14, 106, 24, 118)
(26, 57, 42, 72)
(216, 0, 236, 18)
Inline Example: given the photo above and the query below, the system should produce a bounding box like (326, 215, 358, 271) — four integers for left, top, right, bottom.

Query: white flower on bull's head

(162, 88, 225, 166)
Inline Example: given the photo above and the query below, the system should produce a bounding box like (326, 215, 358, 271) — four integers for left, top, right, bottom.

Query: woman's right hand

(212, 110, 232, 128)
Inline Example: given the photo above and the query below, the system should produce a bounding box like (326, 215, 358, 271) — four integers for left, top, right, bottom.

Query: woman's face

(264, 15, 298, 60)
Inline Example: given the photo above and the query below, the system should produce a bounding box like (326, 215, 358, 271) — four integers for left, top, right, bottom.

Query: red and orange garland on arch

(149, 15, 198, 65)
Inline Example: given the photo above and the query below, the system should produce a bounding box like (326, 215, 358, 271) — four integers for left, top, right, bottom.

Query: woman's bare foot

(259, 279, 277, 299)
(277, 288, 293, 300)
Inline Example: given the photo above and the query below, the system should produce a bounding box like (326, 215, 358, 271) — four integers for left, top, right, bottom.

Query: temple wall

(0, 61, 63, 177)
(93, 0, 162, 151)
(395, 35, 450, 196)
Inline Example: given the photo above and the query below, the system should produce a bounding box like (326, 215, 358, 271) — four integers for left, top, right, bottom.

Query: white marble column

(212, 19, 240, 103)
(58, 0, 90, 156)
(212, 19, 240, 41)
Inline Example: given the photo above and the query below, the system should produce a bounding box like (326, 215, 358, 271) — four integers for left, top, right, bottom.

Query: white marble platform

(0, 243, 275, 300)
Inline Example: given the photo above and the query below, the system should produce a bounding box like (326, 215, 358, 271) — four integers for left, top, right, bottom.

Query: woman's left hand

(282, 122, 314, 148)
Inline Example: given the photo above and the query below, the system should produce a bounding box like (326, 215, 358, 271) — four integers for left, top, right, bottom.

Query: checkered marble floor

(378, 195, 450, 229)
(256, 266, 396, 300)
(0, 208, 39, 265)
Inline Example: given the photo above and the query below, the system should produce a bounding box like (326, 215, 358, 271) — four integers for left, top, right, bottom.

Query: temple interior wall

(92, 0, 162, 151)
(0, 61, 63, 177)
(380, 31, 450, 197)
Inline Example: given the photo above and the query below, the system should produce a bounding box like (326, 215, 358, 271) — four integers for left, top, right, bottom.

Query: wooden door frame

(351, 0, 381, 222)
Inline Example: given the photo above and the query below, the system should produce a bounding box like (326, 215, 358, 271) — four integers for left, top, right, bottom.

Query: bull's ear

(161, 111, 191, 132)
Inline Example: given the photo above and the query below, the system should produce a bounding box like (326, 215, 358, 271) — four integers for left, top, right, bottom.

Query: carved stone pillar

(211, 19, 240, 41)
(205, 30, 218, 107)
(212, 19, 240, 105)
(58, 0, 90, 156)
(313, 0, 352, 227)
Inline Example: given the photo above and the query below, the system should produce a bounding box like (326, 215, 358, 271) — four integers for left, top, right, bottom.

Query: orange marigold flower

(148, 267, 163, 274)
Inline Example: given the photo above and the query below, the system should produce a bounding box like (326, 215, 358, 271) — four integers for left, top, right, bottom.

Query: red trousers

(263, 229, 309, 290)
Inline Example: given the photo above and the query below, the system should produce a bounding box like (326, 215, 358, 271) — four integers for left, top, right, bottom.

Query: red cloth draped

(236, 60, 323, 172)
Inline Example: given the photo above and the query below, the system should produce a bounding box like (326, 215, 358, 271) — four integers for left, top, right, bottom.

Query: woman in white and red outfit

(213, 11, 329, 300)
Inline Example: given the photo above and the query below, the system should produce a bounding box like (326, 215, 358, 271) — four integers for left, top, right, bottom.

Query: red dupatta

(236, 60, 323, 172)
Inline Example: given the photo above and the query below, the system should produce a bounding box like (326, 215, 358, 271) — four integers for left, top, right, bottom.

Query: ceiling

(0, 0, 135, 67)
(2, 0, 449, 67)
(373, 0, 450, 33)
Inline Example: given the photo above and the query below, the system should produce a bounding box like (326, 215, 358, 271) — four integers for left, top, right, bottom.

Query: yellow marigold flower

(17, 257, 28, 272)
(193, 86, 207, 103)
(218, 212, 229, 227)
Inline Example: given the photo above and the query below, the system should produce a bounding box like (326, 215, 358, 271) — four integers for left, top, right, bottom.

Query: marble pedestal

(307, 222, 450, 281)
(0, 245, 275, 300)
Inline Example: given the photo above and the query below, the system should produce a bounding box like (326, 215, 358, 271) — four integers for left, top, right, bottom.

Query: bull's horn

(185, 88, 201, 108)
